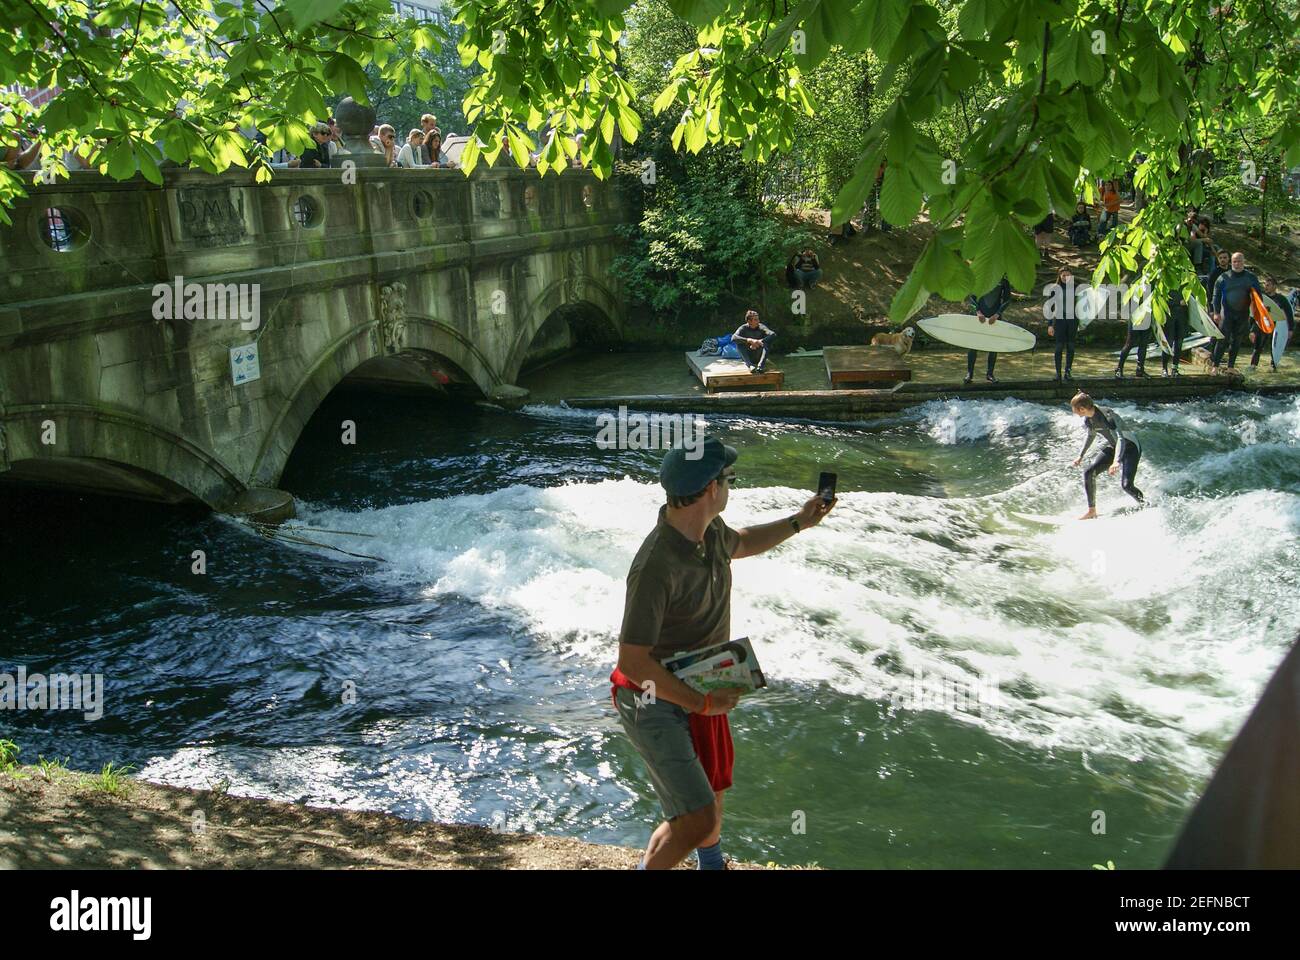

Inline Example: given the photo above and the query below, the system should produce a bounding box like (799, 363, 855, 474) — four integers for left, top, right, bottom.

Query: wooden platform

(565, 373, 1263, 421)
(685, 351, 783, 392)
(823, 345, 912, 388)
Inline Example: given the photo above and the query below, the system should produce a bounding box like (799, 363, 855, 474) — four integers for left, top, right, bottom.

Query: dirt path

(0, 768, 757, 870)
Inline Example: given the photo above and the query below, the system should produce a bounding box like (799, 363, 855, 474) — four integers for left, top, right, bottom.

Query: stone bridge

(0, 166, 627, 512)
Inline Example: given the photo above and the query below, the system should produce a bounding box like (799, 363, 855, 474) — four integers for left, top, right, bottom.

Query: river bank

(0, 766, 774, 870)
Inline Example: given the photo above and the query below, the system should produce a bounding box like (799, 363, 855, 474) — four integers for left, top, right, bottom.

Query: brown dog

(870, 327, 915, 356)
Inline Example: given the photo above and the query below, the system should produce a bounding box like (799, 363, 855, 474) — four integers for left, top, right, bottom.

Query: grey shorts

(613, 687, 716, 821)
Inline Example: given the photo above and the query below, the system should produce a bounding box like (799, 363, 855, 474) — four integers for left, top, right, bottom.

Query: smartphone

(817, 471, 837, 505)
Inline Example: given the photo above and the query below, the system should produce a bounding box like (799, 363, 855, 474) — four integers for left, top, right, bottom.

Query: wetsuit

(1116, 318, 1151, 376)
(1211, 269, 1263, 368)
(1079, 405, 1144, 509)
(732, 321, 775, 372)
(967, 278, 1012, 381)
(1250, 293, 1293, 368)
(1162, 291, 1190, 375)
(1046, 284, 1077, 378)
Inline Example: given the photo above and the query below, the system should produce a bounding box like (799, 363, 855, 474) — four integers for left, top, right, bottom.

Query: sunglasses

(718, 471, 737, 486)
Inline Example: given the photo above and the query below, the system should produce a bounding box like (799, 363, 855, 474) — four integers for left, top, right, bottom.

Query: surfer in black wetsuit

(965, 276, 1012, 385)
(1161, 288, 1190, 377)
(1069, 392, 1144, 520)
(1046, 267, 1078, 381)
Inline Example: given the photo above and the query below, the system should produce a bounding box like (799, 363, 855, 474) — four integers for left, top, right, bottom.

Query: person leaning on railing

(288, 122, 333, 169)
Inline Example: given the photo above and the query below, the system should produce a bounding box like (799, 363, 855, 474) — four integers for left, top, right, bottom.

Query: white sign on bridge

(230, 342, 261, 385)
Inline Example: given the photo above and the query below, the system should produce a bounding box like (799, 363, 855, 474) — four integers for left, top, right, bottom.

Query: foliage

(451, 0, 1300, 325)
(0, 738, 18, 772)
(609, 171, 808, 317)
(0, 1, 447, 221)
(358, 16, 476, 139)
(4, 0, 1300, 323)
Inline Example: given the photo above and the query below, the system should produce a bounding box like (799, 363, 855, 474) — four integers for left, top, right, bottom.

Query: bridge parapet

(0, 166, 627, 508)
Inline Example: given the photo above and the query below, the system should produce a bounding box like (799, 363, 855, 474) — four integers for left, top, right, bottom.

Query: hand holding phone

(818, 471, 838, 505)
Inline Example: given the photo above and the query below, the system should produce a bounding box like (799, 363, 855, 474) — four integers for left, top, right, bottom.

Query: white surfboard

(1112, 334, 1210, 357)
(785, 349, 824, 358)
(1272, 317, 1289, 367)
(917, 313, 1036, 353)
(1188, 298, 1224, 340)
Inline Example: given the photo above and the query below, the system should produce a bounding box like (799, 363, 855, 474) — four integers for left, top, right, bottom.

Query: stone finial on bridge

(334, 96, 388, 168)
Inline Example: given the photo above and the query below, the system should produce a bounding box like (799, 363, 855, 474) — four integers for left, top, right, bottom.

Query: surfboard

(917, 313, 1036, 353)
(1272, 318, 1290, 367)
(785, 349, 824, 358)
(1111, 334, 1211, 357)
(1251, 289, 1275, 334)
(1188, 298, 1224, 339)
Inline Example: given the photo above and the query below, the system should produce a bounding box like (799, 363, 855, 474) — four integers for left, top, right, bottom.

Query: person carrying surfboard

(1046, 266, 1078, 381)
(1069, 392, 1145, 519)
(1250, 276, 1293, 371)
(731, 309, 775, 373)
(965, 276, 1013, 384)
(1211, 252, 1264, 372)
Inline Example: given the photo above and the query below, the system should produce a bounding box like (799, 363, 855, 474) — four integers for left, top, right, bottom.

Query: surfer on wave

(1069, 391, 1145, 520)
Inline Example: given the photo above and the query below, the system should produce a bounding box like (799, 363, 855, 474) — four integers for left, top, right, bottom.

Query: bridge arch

(250, 315, 496, 488)
(0, 402, 245, 508)
(504, 276, 626, 382)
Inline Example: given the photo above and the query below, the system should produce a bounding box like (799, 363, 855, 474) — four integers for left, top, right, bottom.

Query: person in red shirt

(1098, 181, 1122, 237)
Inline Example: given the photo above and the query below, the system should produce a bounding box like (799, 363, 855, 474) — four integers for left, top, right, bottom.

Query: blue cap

(660, 437, 738, 497)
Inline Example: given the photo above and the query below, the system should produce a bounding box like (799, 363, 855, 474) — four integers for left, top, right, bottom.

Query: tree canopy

(3, 1, 1299, 322)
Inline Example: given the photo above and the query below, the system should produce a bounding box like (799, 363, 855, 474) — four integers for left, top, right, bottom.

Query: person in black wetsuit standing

(965, 276, 1012, 384)
(1070, 391, 1144, 519)
(1046, 266, 1078, 381)
(1161, 288, 1190, 378)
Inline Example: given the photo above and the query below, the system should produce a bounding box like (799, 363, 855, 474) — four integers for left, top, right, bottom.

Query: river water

(2, 360, 1298, 868)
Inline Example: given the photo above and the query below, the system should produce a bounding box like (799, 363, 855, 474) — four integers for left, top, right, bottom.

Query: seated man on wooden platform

(732, 310, 776, 373)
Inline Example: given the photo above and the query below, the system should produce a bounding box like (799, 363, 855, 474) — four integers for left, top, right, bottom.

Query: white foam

(279, 395, 1300, 778)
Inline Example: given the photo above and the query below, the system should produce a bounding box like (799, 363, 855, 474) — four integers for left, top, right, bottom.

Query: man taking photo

(610, 437, 834, 869)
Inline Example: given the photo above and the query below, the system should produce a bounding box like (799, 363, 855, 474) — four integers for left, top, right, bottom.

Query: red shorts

(610, 667, 734, 792)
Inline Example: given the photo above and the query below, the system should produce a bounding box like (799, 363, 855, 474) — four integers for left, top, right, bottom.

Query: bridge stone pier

(0, 166, 627, 512)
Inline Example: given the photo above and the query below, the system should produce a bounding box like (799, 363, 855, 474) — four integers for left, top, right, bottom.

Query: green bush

(610, 174, 810, 319)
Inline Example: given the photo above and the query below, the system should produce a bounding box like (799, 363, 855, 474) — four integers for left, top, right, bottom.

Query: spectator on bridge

(422, 129, 455, 168)
(326, 117, 341, 161)
(376, 124, 398, 166)
(570, 133, 585, 167)
(396, 129, 425, 168)
(3, 128, 41, 170)
(288, 122, 333, 168)
(420, 114, 438, 140)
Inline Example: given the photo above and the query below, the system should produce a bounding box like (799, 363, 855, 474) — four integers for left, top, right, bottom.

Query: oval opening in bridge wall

(290, 195, 322, 229)
(39, 206, 88, 252)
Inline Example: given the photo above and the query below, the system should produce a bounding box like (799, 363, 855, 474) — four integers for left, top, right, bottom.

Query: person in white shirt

(396, 129, 425, 168)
